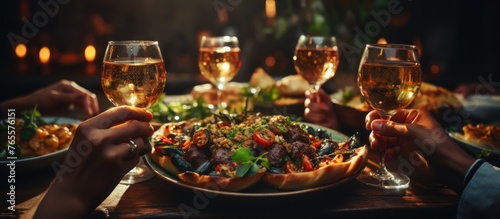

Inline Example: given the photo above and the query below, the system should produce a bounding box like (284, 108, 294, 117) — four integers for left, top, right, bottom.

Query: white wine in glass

(198, 36, 241, 112)
(101, 40, 167, 184)
(356, 43, 422, 189)
(293, 35, 339, 94)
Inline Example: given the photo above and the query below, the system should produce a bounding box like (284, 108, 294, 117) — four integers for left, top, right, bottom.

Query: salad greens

(240, 86, 280, 107)
(148, 94, 212, 123)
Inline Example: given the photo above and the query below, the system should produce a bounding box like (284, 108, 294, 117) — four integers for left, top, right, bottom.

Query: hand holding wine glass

(293, 35, 339, 97)
(198, 36, 241, 112)
(356, 43, 422, 189)
(101, 40, 167, 184)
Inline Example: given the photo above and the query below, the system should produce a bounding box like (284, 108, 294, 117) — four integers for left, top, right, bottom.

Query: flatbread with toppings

(150, 113, 367, 191)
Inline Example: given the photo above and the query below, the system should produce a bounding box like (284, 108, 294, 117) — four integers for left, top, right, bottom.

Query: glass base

(357, 171, 410, 189)
(120, 159, 154, 185)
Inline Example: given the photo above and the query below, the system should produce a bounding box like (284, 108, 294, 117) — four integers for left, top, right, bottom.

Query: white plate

(0, 117, 81, 174)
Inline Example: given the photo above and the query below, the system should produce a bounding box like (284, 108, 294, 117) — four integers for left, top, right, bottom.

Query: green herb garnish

(231, 148, 269, 177)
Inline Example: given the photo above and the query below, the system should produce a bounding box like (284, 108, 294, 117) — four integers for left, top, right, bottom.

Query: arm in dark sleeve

(458, 160, 500, 219)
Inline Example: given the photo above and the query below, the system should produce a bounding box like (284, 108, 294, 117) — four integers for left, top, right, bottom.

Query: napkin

(14, 184, 130, 218)
(94, 184, 130, 217)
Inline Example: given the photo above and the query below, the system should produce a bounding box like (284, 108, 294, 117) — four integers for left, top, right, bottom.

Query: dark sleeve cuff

(463, 159, 486, 187)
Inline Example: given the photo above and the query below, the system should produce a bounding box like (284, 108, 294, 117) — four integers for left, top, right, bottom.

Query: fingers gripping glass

(101, 40, 167, 184)
(356, 44, 422, 189)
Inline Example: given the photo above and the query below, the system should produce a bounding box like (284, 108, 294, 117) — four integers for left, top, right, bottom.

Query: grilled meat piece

(185, 144, 211, 168)
(263, 143, 287, 167)
(291, 141, 316, 160)
(212, 148, 234, 165)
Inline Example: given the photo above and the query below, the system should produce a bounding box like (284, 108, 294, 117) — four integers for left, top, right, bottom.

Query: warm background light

(84, 45, 96, 62)
(39, 46, 50, 64)
(430, 64, 440, 74)
(15, 43, 27, 58)
(377, 38, 387, 44)
(265, 56, 275, 67)
(265, 0, 276, 19)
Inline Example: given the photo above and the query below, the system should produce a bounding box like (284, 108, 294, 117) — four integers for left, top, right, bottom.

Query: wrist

(428, 139, 475, 192)
(1, 96, 31, 114)
(34, 179, 93, 218)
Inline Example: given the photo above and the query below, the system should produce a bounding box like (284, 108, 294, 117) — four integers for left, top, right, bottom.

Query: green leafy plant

(231, 148, 270, 177)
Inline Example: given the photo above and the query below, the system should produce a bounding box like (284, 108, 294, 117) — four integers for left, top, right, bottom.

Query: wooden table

(2, 151, 460, 219)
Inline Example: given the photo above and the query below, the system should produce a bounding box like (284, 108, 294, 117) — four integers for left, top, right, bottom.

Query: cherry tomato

(302, 155, 314, 172)
(268, 123, 287, 135)
(161, 136, 173, 144)
(192, 129, 210, 148)
(181, 139, 192, 149)
(217, 121, 230, 128)
(308, 135, 322, 148)
(253, 128, 275, 147)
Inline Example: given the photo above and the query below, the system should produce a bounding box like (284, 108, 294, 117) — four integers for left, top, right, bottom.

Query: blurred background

(1, 0, 498, 103)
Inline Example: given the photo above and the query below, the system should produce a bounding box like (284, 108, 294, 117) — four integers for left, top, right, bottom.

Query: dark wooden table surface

(3, 150, 460, 219)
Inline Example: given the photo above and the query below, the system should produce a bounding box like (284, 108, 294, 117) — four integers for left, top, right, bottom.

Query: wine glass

(356, 43, 422, 189)
(101, 40, 167, 184)
(198, 36, 241, 112)
(293, 35, 339, 96)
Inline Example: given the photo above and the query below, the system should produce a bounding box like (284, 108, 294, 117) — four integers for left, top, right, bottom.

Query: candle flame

(39, 46, 50, 64)
(15, 43, 27, 58)
(85, 45, 96, 62)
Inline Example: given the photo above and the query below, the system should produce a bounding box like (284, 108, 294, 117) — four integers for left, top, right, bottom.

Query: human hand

(4, 79, 99, 117)
(365, 109, 475, 191)
(304, 89, 339, 130)
(33, 106, 154, 218)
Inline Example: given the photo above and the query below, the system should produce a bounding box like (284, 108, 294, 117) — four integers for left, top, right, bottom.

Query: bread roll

(275, 75, 310, 97)
(249, 68, 275, 90)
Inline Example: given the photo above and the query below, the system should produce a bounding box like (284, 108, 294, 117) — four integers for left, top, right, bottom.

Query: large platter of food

(145, 112, 368, 196)
(0, 110, 80, 173)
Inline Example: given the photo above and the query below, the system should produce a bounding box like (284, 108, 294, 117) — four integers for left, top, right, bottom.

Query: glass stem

(371, 114, 395, 180)
(372, 150, 394, 180)
(217, 84, 223, 112)
(311, 84, 321, 103)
